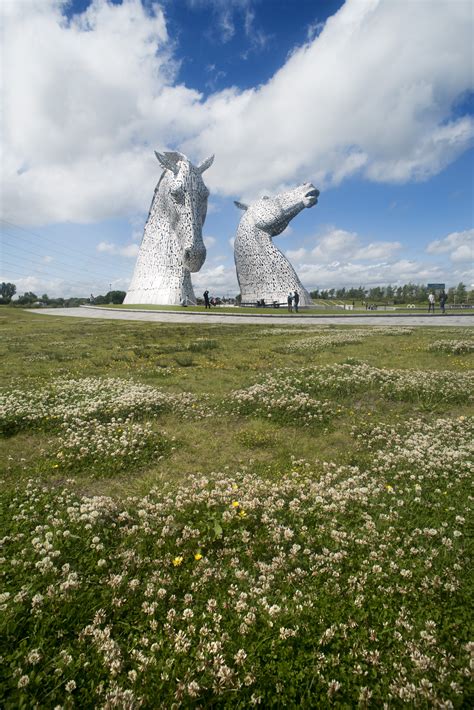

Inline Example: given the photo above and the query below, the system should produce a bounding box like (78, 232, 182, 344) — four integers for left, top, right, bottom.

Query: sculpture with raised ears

(124, 151, 214, 305)
(234, 183, 319, 306)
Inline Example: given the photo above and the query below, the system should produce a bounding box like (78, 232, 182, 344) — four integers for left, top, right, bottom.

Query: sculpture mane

(233, 183, 319, 306)
(124, 151, 213, 305)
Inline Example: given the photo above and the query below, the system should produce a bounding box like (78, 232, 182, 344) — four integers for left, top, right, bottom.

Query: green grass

(0, 309, 473, 707)
(90, 302, 474, 316)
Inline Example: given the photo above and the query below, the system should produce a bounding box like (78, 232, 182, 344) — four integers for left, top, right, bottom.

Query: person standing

(203, 290, 210, 309)
(439, 290, 447, 314)
(428, 292, 435, 313)
(294, 290, 300, 313)
(287, 292, 293, 312)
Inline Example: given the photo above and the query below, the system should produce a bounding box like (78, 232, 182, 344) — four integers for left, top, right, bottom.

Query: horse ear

(234, 201, 248, 211)
(198, 155, 214, 173)
(155, 151, 178, 175)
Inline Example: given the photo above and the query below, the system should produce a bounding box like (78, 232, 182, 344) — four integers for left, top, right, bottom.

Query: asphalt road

(27, 306, 474, 327)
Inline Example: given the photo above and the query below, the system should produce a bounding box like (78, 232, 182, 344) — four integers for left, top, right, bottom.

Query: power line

(0, 231, 115, 279)
(1, 257, 126, 291)
(0, 232, 123, 282)
(1, 217, 142, 264)
(1, 226, 129, 281)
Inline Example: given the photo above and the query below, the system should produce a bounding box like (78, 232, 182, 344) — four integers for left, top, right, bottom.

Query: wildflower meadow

(1, 310, 473, 708)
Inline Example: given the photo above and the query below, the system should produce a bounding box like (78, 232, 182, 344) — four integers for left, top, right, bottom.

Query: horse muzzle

(302, 184, 319, 208)
(183, 244, 207, 272)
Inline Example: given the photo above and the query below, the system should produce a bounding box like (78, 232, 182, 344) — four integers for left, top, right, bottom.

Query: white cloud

(190, 0, 474, 197)
(297, 258, 447, 292)
(310, 229, 360, 261)
(204, 235, 216, 248)
(191, 264, 239, 295)
(285, 248, 307, 262)
(278, 227, 470, 291)
(354, 241, 402, 260)
(2, 0, 473, 226)
(426, 229, 473, 264)
(97, 241, 139, 257)
(120, 244, 140, 258)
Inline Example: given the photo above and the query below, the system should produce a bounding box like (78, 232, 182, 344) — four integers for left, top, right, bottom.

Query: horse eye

(171, 184, 185, 202)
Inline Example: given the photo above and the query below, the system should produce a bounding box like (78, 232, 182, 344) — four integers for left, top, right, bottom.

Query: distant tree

(235, 293, 242, 305)
(64, 298, 88, 307)
(0, 282, 16, 303)
(16, 292, 38, 305)
(347, 286, 365, 300)
(105, 290, 126, 304)
(40, 294, 50, 303)
(94, 295, 108, 305)
(368, 286, 384, 301)
(455, 282, 467, 302)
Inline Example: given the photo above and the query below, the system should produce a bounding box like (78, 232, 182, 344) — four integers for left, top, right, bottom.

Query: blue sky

(1, 0, 473, 298)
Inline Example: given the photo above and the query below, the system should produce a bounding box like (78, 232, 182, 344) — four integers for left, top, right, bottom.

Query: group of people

(428, 290, 447, 313)
(287, 290, 300, 312)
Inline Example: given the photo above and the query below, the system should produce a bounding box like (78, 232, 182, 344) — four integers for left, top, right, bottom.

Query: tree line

(310, 282, 470, 303)
(0, 284, 126, 306)
(1, 281, 471, 307)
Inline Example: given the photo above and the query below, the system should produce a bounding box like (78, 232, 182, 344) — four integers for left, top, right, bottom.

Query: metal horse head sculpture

(124, 151, 214, 305)
(234, 183, 319, 306)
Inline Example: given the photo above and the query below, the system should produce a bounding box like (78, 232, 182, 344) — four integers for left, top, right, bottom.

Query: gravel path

(28, 306, 474, 327)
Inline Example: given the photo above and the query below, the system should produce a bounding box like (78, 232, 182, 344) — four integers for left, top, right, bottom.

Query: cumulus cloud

(297, 258, 446, 291)
(97, 241, 139, 257)
(191, 263, 239, 294)
(2, 0, 473, 226)
(426, 229, 473, 263)
(300, 228, 401, 263)
(285, 247, 307, 262)
(281, 227, 472, 291)
(191, 0, 474, 198)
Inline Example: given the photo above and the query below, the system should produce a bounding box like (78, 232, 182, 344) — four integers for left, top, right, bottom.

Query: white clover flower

(27, 649, 42, 665)
(234, 649, 247, 665)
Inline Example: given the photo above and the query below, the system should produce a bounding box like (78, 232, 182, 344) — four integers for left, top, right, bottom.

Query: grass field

(92, 302, 474, 317)
(1, 309, 473, 708)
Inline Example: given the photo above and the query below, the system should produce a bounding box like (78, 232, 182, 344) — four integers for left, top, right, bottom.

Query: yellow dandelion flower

(232, 501, 240, 508)
(194, 552, 202, 561)
(239, 510, 247, 519)
(172, 556, 183, 567)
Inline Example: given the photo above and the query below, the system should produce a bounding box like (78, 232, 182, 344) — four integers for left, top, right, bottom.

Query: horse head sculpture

(124, 151, 213, 305)
(234, 183, 320, 306)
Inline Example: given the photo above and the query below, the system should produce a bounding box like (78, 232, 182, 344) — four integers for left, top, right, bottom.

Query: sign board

(427, 283, 445, 290)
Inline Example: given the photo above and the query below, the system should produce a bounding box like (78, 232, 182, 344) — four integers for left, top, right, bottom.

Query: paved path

(29, 306, 474, 327)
